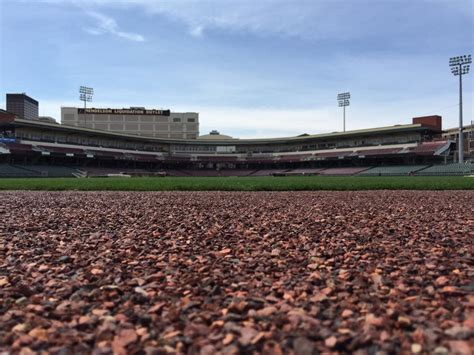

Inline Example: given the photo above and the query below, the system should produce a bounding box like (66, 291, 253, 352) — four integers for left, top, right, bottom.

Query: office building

(61, 107, 199, 139)
(6, 93, 39, 120)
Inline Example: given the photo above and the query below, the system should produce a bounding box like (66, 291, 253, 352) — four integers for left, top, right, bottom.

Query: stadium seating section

(1, 138, 473, 177)
(407, 141, 449, 155)
(0, 140, 455, 165)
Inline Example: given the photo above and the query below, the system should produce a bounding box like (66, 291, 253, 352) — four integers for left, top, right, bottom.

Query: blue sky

(0, 0, 472, 138)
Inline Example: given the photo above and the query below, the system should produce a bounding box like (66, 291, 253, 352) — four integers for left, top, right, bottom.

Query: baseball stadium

(1, 1, 473, 353)
(1, 104, 473, 181)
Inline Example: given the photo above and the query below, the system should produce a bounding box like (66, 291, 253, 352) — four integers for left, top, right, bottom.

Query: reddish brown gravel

(0, 191, 473, 354)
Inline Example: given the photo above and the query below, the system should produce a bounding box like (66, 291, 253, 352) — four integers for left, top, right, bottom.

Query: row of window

(171, 136, 421, 154)
(15, 130, 167, 152)
(444, 132, 473, 139)
(173, 117, 196, 123)
(172, 145, 217, 152)
(65, 114, 197, 124)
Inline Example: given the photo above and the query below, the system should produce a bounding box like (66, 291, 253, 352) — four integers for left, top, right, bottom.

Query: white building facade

(61, 107, 199, 139)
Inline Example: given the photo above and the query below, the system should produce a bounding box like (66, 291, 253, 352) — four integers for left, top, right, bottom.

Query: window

(173, 117, 181, 123)
(187, 118, 195, 123)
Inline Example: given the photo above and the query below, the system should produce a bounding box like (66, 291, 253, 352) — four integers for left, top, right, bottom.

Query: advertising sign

(78, 108, 171, 116)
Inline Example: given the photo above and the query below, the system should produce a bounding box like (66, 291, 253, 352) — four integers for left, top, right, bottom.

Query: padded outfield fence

(0, 176, 472, 191)
(0, 163, 473, 178)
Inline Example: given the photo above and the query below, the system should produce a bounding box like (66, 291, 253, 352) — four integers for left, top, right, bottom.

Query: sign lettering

(78, 108, 171, 116)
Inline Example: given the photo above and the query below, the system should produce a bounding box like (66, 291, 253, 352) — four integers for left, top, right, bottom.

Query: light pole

(449, 55, 471, 163)
(337, 92, 350, 132)
(79, 86, 94, 128)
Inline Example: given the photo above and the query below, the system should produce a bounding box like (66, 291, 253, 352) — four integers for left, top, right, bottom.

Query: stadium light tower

(79, 86, 94, 128)
(337, 92, 350, 132)
(449, 54, 471, 163)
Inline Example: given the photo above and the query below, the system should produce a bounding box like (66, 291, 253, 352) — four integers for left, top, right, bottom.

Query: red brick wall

(0, 111, 16, 123)
(413, 115, 442, 131)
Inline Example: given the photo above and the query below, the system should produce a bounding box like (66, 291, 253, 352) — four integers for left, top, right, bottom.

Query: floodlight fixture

(337, 92, 351, 100)
(338, 99, 350, 107)
(449, 55, 471, 67)
(79, 86, 94, 128)
(79, 93, 93, 102)
(79, 86, 94, 102)
(337, 92, 351, 132)
(79, 86, 94, 95)
(449, 54, 471, 163)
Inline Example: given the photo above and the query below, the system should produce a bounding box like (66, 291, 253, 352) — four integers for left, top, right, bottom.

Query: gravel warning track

(0, 191, 473, 354)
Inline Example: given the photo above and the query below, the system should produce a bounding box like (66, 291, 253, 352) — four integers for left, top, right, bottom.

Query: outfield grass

(0, 176, 472, 191)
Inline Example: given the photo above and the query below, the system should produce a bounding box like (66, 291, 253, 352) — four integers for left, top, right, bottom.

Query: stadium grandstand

(1, 108, 473, 177)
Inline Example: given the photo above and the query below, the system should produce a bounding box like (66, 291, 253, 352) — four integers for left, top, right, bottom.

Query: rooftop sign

(78, 108, 171, 116)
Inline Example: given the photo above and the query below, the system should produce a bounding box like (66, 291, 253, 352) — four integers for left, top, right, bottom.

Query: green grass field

(0, 176, 472, 191)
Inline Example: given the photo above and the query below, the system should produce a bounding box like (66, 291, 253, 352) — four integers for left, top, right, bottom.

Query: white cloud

(34, 0, 473, 41)
(189, 25, 204, 38)
(99, 0, 335, 40)
(85, 11, 145, 42)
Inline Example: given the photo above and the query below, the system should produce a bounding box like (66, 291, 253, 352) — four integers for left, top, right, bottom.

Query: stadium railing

(415, 163, 474, 176)
(285, 168, 326, 175)
(358, 165, 429, 176)
(250, 169, 290, 176)
(0, 164, 38, 177)
(319, 167, 371, 176)
(17, 165, 80, 177)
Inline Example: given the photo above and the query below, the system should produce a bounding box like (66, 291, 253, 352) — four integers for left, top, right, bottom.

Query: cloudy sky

(0, 0, 472, 138)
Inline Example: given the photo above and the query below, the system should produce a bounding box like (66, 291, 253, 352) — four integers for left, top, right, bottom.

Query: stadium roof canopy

(0, 110, 440, 146)
(197, 133, 235, 140)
